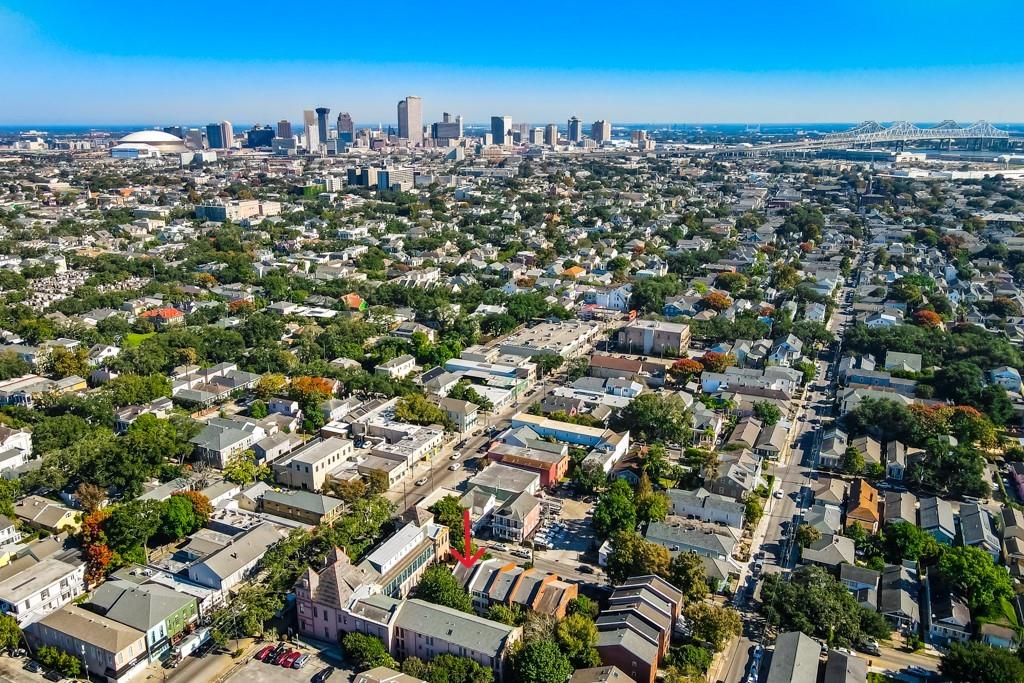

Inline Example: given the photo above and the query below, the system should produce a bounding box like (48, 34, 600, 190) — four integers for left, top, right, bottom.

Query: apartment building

(0, 556, 86, 625)
(273, 437, 355, 492)
(616, 320, 691, 356)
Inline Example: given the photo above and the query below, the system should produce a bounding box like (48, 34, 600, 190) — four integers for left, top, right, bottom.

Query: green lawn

(124, 332, 155, 348)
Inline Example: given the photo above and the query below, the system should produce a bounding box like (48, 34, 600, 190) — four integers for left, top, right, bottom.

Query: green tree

(222, 450, 271, 485)
(592, 480, 637, 538)
(566, 595, 599, 620)
(615, 393, 690, 444)
(415, 564, 474, 613)
(684, 602, 741, 652)
(555, 613, 601, 668)
(760, 565, 884, 646)
(841, 446, 865, 475)
(752, 401, 781, 426)
(668, 551, 710, 603)
(883, 521, 940, 564)
(0, 614, 22, 651)
(796, 523, 822, 548)
(105, 499, 163, 556)
(511, 639, 573, 683)
(667, 644, 713, 678)
(937, 546, 1014, 611)
(342, 632, 398, 669)
(634, 473, 669, 524)
(745, 497, 764, 528)
(606, 531, 670, 583)
(940, 642, 1024, 683)
(43, 346, 90, 379)
(486, 603, 526, 626)
(159, 494, 198, 540)
(395, 393, 453, 429)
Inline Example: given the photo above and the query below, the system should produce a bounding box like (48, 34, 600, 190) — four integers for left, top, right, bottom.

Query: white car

(450, 453, 461, 460)
(773, 489, 784, 499)
(415, 478, 428, 486)
(449, 463, 462, 471)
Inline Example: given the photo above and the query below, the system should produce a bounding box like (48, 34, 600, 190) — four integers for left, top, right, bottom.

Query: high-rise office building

(567, 116, 582, 142)
(544, 123, 558, 146)
(514, 123, 530, 143)
(185, 129, 204, 149)
(246, 124, 274, 148)
(591, 120, 612, 143)
(337, 113, 354, 143)
(431, 112, 463, 140)
(162, 126, 184, 139)
(393, 96, 421, 145)
(277, 119, 293, 138)
(397, 96, 423, 145)
(530, 127, 544, 144)
(220, 121, 234, 148)
(315, 107, 330, 145)
(490, 115, 512, 146)
(303, 109, 319, 151)
(206, 123, 224, 149)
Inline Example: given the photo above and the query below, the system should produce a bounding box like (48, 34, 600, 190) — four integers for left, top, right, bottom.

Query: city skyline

(3, 1, 1024, 124)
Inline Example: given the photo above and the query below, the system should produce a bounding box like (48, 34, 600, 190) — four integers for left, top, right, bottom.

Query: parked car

(449, 463, 461, 471)
(415, 478, 428, 486)
(294, 653, 311, 669)
(273, 649, 294, 665)
(24, 661, 42, 673)
(314, 666, 335, 682)
(255, 645, 275, 661)
(577, 565, 595, 574)
(44, 671, 63, 682)
(491, 543, 508, 552)
(450, 453, 461, 460)
(267, 643, 286, 662)
(282, 651, 302, 668)
(773, 489, 784, 499)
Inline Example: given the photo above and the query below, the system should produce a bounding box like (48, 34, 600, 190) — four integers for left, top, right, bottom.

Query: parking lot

(225, 641, 350, 683)
(0, 654, 49, 683)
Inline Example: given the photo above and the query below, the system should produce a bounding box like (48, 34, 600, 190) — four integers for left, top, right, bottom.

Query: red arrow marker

(450, 509, 485, 569)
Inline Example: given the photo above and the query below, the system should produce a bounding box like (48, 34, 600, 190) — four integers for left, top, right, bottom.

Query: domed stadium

(116, 130, 188, 153)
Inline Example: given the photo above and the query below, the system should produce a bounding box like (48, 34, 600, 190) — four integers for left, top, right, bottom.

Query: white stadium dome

(117, 130, 187, 152)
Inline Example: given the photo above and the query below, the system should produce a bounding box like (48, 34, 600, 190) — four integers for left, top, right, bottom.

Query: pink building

(294, 548, 375, 643)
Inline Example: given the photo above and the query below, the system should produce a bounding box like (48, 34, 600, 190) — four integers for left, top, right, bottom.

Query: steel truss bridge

(708, 120, 1019, 156)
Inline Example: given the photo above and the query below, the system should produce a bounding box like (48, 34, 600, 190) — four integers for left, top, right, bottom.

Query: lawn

(124, 332, 155, 348)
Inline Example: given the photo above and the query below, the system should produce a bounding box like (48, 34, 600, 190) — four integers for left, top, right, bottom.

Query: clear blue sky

(2, 0, 1023, 125)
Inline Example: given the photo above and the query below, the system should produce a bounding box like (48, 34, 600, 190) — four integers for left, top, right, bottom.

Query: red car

(255, 645, 275, 662)
(282, 651, 302, 668)
(273, 649, 294, 665)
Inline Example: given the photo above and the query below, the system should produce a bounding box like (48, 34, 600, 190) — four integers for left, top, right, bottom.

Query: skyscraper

(544, 123, 558, 146)
(246, 124, 274, 148)
(277, 119, 293, 138)
(490, 115, 512, 146)
(397, 96, 423, 145)
(303, 109, 319, 151)
(315, 107, 330, 144)
(530, 127, 544, 144)
(206, 123, 223, 149)
(220, 121, 234, 148)
(567, 116, 582, 143)
(431, 113, 463, 141)
(591, 120, 612, 143)
(337, 112, 354, 143)
(162, 126, 184, 139)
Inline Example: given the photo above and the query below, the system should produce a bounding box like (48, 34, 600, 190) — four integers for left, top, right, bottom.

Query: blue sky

(2, 0, 1023, 125)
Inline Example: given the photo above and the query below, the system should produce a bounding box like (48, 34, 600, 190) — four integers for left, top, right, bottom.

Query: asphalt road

(717, 265, 866, 682)
(386, 380, 556, 513)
